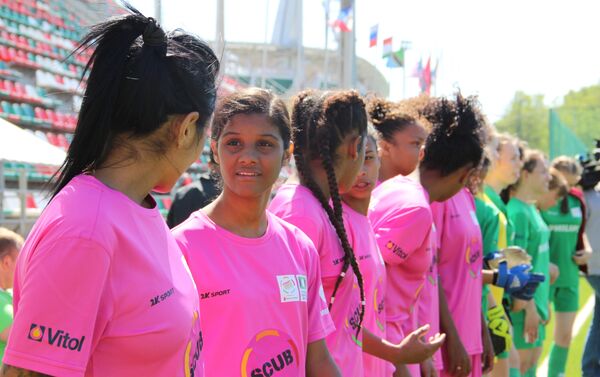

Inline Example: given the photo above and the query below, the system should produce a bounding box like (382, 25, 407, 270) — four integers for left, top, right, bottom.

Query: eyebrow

(221, 131, 279, 139)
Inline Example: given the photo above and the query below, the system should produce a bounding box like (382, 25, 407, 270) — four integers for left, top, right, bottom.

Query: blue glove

(494, 261, 531, 293)
(483, 251, 503, 269)
(511, 273, 546, 301)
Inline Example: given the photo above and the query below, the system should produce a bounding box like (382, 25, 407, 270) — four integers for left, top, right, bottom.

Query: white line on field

(537, 296, 595, 376)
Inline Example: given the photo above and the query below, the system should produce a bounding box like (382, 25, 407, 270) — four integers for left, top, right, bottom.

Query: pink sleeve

(304, 238, 336, 343)
(4, 238, 112, 377)
(373, 206, 432, 265)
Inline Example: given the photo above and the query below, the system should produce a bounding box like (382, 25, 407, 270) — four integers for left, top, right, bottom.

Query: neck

(342, 195, 369, 216)
(0, 276, 10, 291)
(302, 160, 334, 200)
(419, 168, 442, 203)
(93, 145, 169, 206)
(513, 185, 536, 204)
(203, 188, 269, 238)
(378, 158, 397, 183)
(485, 175, 506, 194)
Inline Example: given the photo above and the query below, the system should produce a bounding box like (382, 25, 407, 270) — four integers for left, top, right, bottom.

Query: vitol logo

(28, 323, 85, 352)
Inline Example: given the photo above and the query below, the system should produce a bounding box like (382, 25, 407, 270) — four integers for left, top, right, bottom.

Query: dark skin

(0, 365, 50, 376)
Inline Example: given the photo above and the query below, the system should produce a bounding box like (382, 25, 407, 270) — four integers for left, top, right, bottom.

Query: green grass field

(538, 277, 595, 376)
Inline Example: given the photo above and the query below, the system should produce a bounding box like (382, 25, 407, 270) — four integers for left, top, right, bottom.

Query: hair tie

(143, 17, 167, 49)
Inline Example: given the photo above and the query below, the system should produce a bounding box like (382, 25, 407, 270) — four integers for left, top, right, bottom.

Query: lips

(236, 170, 261, 177)
(352, 180, 372, 190)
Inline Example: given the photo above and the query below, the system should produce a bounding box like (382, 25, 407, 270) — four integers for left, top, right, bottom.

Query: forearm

(482, 269, 495, 285)
(306, 340, 341, 377)
(0, 365, 51, 377)
(363, 327, 403, 365)
(438, 283, 459, 338)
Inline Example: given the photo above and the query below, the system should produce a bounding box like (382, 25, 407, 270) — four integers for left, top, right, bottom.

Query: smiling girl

(172, 88, 340, 377)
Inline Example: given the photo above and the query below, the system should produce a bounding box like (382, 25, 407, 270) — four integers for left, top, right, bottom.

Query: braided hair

(291, 90, 367, 337)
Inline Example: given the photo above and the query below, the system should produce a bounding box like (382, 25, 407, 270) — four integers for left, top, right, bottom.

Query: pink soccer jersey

(4, 175, 203, 377)
(368, 175, 433, 376)
(431, 188, 483, 359)
(343, 203, 390, 376)
(270, 184, 364, 376)
(172, 210, 334, 376)
(417, 223, 443, 371)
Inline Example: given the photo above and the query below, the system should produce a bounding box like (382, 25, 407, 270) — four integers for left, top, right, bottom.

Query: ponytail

(51, 2, 219, 198)
(291, 90, 367, 338)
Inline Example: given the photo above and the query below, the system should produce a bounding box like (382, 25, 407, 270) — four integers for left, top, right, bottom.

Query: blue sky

(130, 0, 600, 121)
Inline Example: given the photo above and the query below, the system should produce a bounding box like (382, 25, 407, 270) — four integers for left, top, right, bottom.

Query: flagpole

(401, 41, 411, 99)
(261, 0, 270, 88)
(322, 0, 331, 89)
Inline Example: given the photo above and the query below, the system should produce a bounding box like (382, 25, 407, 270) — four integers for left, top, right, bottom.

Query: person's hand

(524, 304, 541, 344)
(443, 331, 471, 377)
(420, 358, 439, 377)
(481, 322, 495, 375)
(486, 306, 512, 354)
(573, 249, 592, 265)
(549, 263, 560, 285)
(396, 324, 446, 364)
(494, 262, 531, 293)
(511, 273, 545, 301)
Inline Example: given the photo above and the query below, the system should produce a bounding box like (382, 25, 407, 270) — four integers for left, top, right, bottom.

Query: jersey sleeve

(477, 203, 500, 256)
(373, 205, 433, 266)
(4, 237, 112, 377)
(303, 236, 336, 343)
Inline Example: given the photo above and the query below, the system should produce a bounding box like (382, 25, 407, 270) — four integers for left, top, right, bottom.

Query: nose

(239, 145, 259, 165)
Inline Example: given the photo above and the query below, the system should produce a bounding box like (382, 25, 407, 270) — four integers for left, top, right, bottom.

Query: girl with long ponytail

(2, 4, 218, 376)
(269, 90, 368, 375)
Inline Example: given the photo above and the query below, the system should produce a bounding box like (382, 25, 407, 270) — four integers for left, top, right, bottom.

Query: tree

(496, 91, 550, 152)
(556, 84, 600, 149)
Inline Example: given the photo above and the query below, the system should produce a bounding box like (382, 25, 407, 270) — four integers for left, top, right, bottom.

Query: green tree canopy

(496, 91, 549, 152)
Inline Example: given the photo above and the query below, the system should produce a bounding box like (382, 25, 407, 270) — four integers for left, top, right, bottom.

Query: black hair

(210, 87, 291, 165)
(367, 97, 419, 143)
(419, 92, 485, 176)
(51, 2, 219, 198)
(291, 89, 367, 337)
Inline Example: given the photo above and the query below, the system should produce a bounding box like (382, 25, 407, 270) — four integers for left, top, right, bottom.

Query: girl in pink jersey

(270, 91, 442, 376)
(172, 88, 340, 376)
(269, 90, 369, 376)
(367, 95, 490, 377)
(342, 129, 445, 377)
(2, 6, 218, 377)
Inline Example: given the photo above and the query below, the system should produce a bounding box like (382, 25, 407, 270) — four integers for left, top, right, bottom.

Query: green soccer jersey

(507, 197, 551, 320)
(475, 195, 500, 257)
(476, 195, 500, 312)
(541, 195, 583, 287)
(484, 186, 515, 245)
(0, 289, 13, 364)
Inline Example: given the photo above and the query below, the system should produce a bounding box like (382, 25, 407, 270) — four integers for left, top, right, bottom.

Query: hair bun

(142, 17, 166, 49)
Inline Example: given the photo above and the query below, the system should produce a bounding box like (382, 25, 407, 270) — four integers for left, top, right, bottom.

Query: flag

(330, 6, 352, 32)
(382, 37, 392, 58)
(386, 48, 405, 68)
(369, 24, 378, 47)
(411, 58, 423, 77)
(419, 57, 432, 95)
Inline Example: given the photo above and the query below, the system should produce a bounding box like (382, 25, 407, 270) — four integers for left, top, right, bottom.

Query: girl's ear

(175, 112, 200, 148)
(282, 142, 293, 166)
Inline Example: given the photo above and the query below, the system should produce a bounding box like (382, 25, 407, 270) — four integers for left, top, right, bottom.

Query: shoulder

(266, 212, 320, 261)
